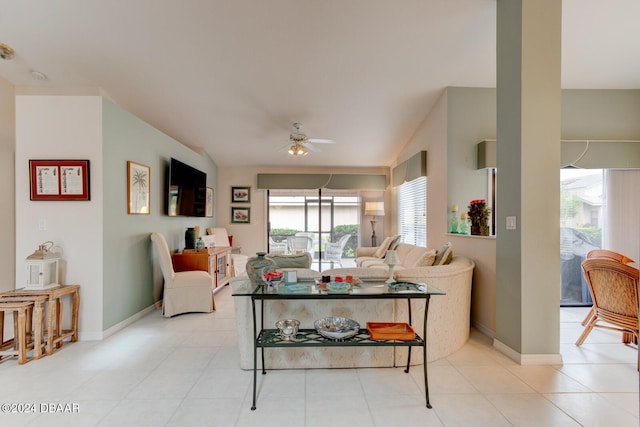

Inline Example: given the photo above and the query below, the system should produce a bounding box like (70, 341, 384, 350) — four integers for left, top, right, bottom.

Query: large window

(398, 176, 427, 246)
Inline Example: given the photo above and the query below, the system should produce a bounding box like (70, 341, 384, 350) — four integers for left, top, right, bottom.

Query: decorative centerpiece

(467, 199, 491, 236)
(245, 252, 276, 285)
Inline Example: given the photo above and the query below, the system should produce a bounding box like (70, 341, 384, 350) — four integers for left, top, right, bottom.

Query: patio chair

(323, 234, 351, 267)
(268, 236, 288, 254)
(287, 235, 313, 255)
(581, 249, 636, 326)
(576, 258, 639, 359)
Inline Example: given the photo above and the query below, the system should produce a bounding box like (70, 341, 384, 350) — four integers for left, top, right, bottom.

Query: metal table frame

(234, 280, 444, 410)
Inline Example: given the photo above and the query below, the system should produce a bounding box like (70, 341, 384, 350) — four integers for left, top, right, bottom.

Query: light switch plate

(506, 216, 517, 230)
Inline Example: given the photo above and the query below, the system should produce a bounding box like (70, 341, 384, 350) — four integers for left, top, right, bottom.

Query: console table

(172, 247, 232, 291)
(232, 279, 444, 410)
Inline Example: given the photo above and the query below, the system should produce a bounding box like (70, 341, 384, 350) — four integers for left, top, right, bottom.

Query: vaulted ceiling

(1, 1, 638, 167)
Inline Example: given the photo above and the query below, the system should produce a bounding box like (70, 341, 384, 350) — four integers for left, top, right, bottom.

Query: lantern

(25, 241, 61, 290)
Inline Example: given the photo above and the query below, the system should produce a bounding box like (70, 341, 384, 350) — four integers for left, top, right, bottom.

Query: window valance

(392, 151, 427, 187)
(477, 139, 640, 169)
(256, 173, 387, 190)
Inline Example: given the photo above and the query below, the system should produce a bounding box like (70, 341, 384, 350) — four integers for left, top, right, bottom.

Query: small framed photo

(205, 187, 214, 217)
(29, 159, 90, 201)
(127, 161, 150, 214)
(231, 207, 250, 224)
(231, 186, 250, 203)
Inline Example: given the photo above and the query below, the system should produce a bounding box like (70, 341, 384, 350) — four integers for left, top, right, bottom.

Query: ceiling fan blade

(308, 138, 335, 144)
(306, 143, 320, 152)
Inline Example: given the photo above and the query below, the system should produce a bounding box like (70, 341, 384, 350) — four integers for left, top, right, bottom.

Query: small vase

(245, 252, 276, 286)
(470, 225, 481, 236)
(185, 227, 196, 249)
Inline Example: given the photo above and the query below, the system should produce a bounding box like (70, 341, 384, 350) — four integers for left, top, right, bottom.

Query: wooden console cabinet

(172, 247, 232, 291)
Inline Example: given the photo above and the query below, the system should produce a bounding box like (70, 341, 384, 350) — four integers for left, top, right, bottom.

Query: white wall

(0, 77, 15, 294)
(15, 96, 104, 338)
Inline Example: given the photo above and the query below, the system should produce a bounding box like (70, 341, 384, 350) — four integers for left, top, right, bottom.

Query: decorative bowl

(326, 281, 350, 293)
(314, 317, 360, 340)
(275, 319, 300, 340)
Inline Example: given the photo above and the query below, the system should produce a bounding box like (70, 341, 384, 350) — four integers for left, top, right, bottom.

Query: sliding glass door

(267, 189, 360, 270)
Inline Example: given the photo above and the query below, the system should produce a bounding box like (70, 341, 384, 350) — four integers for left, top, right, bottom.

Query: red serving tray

(366, 322, 416, 341)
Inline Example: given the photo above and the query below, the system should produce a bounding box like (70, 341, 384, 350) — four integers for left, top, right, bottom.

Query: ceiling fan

(282, 122, 335, 156)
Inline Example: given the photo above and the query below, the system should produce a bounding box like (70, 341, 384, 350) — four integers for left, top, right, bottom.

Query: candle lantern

(25, 241, 61, 290)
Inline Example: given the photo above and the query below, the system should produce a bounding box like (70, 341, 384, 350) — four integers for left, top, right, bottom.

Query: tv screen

(167, 158, 207, 217)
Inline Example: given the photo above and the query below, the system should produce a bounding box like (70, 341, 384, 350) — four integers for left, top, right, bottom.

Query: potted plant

(467, 199, 491, 236)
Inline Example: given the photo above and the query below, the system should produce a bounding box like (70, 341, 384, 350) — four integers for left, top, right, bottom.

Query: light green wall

(446, 83, 639, 354)
(102, 99, 218, 329)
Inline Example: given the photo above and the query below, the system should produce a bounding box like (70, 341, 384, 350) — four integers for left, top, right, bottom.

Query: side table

(0, 295, 47, 362)
(9, 285, 80, 355)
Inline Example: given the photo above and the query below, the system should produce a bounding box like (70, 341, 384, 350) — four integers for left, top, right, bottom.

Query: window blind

(398, 176, 427, 246)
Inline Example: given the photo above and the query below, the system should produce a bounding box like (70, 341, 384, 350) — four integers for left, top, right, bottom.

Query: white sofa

(231, 252, 474, 369)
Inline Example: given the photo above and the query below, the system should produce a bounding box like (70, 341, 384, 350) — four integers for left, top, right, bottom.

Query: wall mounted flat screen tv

(166, 157, 207, 217)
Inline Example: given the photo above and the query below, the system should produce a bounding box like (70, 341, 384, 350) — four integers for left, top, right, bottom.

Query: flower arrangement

(467, 199, 491, 236)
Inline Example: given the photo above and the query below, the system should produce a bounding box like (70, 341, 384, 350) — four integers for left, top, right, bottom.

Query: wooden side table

(9, 285, 80, 355)
(0, 295, 47, 361)
(0, 300, 42, 364)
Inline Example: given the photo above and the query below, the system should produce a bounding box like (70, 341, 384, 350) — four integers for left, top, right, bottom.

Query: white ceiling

(1, 1, 638, 167)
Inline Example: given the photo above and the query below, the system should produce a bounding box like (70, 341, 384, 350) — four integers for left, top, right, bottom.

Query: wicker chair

(581, 250, 636, 326)
(576, 258, 639, 357)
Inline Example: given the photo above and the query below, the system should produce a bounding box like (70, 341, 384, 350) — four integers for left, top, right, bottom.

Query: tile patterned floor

(0, 285, 637, 426)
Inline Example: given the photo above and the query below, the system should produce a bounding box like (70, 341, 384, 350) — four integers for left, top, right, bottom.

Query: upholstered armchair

(150, 232, 215, 317)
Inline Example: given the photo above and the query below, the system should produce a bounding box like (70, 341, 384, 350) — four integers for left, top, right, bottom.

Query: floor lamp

(364, 202, 385, 246)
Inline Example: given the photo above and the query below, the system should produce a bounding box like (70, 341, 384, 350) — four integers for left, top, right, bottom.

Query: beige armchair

(150, 232, 215, 317)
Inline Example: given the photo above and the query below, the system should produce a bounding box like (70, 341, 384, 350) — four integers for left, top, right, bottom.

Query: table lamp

(384, 250, 399, 283)
(364, 202, 385, 246)
(25, 241, 61, 290)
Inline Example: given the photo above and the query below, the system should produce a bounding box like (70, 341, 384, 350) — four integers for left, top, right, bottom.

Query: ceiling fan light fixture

(287, 142, 308, 156)
(0, 42, 15, 60)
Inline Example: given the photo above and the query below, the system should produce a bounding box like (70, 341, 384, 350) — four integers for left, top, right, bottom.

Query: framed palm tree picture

(127, 161, 150, 214)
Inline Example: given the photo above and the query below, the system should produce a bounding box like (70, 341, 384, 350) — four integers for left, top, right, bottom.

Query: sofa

(355, 236, 452, 269)
(232, 243, 474, 369)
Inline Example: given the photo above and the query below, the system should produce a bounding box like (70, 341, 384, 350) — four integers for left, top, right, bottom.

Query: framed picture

(127, 161, 150, 214)
(29, 159, 90, 201)
(205, 187, 214, 217)
(231, 186, 250, 203)
(231, 207, 250, 224)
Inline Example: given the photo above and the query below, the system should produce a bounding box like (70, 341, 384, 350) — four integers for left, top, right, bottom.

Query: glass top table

(232, 278, 445, 298)
(233, 278, 445, 410)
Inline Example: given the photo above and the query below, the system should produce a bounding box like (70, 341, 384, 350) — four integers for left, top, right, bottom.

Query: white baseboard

(78, 304, 159, 341)
(471, 320, 495, 338)
(493, 338, 563, 365)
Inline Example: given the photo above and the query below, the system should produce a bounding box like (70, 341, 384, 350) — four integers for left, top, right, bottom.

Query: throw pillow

(374, 236, 395, 258)
(265, 253, 312, 268)
(423, 249, 437, 266)
(388, 235, 402, 251)
(434, 242, 453, 266)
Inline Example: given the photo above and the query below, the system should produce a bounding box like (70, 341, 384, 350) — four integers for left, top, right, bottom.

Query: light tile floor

(0, 286, 637, 426)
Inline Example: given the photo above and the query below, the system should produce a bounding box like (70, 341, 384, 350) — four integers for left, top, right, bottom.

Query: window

(398, 176, 427, 246)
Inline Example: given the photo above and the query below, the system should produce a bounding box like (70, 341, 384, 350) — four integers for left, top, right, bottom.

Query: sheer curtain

(604, 169, 640, 266)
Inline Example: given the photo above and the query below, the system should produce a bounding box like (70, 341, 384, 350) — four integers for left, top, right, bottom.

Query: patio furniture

(576, 258, 639, 366)
(323, 234, 351, 267)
